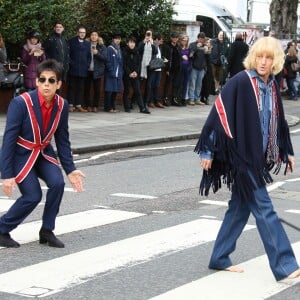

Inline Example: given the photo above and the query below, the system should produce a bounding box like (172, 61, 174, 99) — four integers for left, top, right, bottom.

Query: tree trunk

(269, 0, 298, 39)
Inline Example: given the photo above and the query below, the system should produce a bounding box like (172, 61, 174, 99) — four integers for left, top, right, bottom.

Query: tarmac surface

(0, 96, 299, 154)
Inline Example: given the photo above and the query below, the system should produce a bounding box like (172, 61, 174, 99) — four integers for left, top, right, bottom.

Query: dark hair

(127, 36, 136, 43)
(154, 33, 162, 41)
(37, 59, 63, 81)
(54, 21, 64, 27)
(170, 32, 179, 38)
(28, 31, 40, 41)
(197, 32, 206, 39)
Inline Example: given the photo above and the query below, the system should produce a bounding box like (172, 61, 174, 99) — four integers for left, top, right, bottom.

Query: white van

(173, 0, 266, 44)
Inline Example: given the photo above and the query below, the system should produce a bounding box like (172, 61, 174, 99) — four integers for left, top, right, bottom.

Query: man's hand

(200, 158, 213, 171)
(287, 155, 295, 173)
(2, 178, 16, 198)
(67, 170, 86, 192)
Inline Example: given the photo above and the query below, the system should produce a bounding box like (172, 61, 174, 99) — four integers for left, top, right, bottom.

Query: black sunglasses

(38, 77, 57, 84)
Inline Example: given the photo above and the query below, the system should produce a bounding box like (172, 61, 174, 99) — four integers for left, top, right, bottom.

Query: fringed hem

(195, 126, 275, 198)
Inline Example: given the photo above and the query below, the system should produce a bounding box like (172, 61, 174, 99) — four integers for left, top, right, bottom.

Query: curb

(72, 133, 200, 154)
(72, 115, 300, 154)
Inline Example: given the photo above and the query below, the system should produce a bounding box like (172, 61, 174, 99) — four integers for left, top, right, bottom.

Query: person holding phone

(21, 31, 46, 90)
(84, 31, 107, 112)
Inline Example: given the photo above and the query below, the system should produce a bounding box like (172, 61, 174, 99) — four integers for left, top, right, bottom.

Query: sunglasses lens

(38, 77, 57, 84)
(48, 78, 56, 84)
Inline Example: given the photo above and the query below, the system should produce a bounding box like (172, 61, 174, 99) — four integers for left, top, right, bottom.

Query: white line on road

(111, 193, 158, 199)
(285, 209, 300, 214)
(285, 177, 300, 182)
(1, 209, 145, 249)
(149, 242, 300, 300)
(0, 219, 255, 297)
(0, 200, 44, 213)
(267, 181, 285, 192)
(290, 128, 300, 133)
(199, 200, 228, 207)
(77, 145, 195, 162)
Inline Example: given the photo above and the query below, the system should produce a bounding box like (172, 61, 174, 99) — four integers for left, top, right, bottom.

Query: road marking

(267, 181, 285, 192)
(149, 242, 300, 300)
(200, 215, 217, 219)
(111, 193, 158, 199)
(285, 177, 300, 182)
(0, 199, 18, 213)
(0, 219, 255, 297)
(285, 209, 300, 214)
(290, 128, 300, 133)
(1, 209, 145, 249)
(199, 200, 228, 207)
(77, 145, 195, 162)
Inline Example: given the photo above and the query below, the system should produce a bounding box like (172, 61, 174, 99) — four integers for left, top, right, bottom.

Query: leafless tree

(269, 0, 298, 39)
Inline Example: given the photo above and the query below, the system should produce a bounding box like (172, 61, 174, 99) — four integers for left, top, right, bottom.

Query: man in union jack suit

(0, 59, 85, 248)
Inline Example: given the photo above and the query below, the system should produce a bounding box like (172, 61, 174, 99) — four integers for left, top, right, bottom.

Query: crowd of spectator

(7, 22, 298, 115)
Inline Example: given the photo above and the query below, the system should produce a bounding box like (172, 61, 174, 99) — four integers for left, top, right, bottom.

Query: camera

(146, 32, 151, 37)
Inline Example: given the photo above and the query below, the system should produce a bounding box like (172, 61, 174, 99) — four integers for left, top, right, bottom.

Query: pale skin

(200, 53, 300, 278)
(2, 70, 85, 198)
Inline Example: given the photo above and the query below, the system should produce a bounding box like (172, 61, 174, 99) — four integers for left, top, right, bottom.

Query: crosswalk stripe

(199, 200, 228, 206)
(0, 199, 18, 213)
(0, 219, 255, 297)
(285, 209, 300, 214)
(149, 242, 300, 300)
(111, 193, 157, 199)
(0, 200, 44, 213)
(0, 209, 145, 249)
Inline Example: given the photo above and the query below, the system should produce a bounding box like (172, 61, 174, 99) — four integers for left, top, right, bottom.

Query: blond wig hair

(243, 37, 284, 75)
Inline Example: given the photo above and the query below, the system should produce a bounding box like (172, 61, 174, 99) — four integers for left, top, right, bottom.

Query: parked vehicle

(173, 0, 267, 45)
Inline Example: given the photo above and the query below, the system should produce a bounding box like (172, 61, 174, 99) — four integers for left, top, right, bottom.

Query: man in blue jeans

(195, 37, 300, 281)
(187, 32, 208, 105)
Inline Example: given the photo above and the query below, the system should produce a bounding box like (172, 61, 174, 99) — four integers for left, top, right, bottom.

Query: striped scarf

(250, 74, 279, 166)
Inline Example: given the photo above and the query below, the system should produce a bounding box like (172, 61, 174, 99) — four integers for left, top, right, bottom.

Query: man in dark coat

(67, 25, 91, 112)
(122, 36, 150, 114)
(161, 32, 182, 106)
(227, 33, 249, 78)
(43, 22, 69, 81)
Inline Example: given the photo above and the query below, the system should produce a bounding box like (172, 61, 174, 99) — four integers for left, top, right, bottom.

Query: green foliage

(0, 0, 88, 46)
(0, 0, 174, 58)
(82, 0, 175, 42)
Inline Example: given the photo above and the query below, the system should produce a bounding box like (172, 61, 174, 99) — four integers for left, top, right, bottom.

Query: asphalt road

(1, 127, 300, 299)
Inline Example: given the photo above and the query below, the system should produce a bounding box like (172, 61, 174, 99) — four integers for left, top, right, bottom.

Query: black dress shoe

(171, 98, 182, 106)
(0, 233, 20, 248)
(162, 97, 170, 106)
(140, 108, 151, 114)
(39, 229, 65, 248)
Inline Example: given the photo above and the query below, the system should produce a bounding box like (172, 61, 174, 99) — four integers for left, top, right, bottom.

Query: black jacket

(227, 38, 249, 77)
(91, 44, 107, 79)
(284, 55, 298, 79)
(210, 38, 229, 66)
(161, 42, 181, 72)
(122, 46, 141, 77)
(189, 41, 207, 71)
(43, 32, 69, 80)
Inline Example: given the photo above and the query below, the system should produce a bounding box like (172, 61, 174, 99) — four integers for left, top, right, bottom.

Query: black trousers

(84, 71, 101, 108)
(67, 75, 85, 107)
(123, 76, 144, 110)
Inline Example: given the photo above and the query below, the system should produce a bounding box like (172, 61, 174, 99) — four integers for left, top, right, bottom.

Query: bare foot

(225, 265, 244, 273)
(287, 269, 300, 279)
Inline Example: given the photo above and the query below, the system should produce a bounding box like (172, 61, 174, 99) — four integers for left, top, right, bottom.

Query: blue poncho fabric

(194, 70, 293, 198)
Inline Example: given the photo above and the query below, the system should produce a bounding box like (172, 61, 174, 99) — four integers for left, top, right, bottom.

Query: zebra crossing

(0, 197, 299, 299)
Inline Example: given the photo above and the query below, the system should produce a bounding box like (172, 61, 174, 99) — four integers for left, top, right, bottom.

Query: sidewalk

(0, 99, 299, 154)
